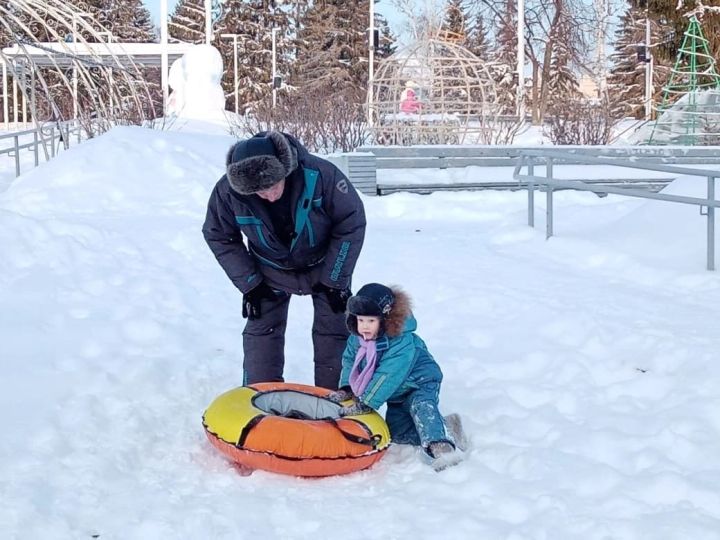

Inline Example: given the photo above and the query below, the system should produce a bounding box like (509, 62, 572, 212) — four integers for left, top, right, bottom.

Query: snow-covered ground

(2, 125, 720, 539)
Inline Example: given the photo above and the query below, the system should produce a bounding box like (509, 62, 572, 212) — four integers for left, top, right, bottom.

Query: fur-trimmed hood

(383, 287, 412, 338)
(346, 285, 413, 338)
(225, 131, 299, 195)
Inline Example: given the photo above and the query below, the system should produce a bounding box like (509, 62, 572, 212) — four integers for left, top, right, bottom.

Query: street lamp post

(644, 15, 654, 120)
(205, 0, 212, 45)
(517, 0, 525, 120)
(368, 0, 375, 127)
(2, 60, 8, 129)
(272, 27, 278, 108)
(161, 0, 169, 115)
(220, 34, 240, 114)
(71, 11, 92, 120)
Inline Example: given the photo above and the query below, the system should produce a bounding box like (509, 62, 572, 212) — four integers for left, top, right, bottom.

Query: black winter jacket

(202, 134, 366, 295)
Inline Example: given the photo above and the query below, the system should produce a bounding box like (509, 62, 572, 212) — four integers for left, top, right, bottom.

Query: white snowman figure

(167, 44, 227, 121)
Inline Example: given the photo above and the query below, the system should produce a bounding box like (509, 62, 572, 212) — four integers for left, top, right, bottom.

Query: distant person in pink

(400, 80, 422, 114)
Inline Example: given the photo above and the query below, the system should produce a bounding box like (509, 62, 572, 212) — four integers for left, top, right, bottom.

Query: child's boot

(444, 413, 469, 452)
(428, 441, 464, 472)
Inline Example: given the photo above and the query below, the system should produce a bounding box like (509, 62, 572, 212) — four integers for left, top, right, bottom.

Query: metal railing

(0, 120, 85, 178)
(350, 145, 720, 196)
(513, 149, 720, 271)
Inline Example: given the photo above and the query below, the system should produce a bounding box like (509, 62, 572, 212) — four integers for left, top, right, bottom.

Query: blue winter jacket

(339, 315, 443, 410)
(202, 133, 366, 294)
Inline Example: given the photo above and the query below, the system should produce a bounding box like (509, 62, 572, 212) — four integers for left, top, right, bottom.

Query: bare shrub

(235, 87, 369, 152)
(478, 115, 527, 144)
(545, 98, 618, 145)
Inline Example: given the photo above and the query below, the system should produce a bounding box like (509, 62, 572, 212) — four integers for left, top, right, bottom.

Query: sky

(3, 67, 720, 537)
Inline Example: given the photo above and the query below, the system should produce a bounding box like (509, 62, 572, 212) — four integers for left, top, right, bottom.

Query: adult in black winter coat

(203, 131, 366, 389)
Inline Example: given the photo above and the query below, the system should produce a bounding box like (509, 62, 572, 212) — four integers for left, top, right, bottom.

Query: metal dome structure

(370, 33, 499, 145)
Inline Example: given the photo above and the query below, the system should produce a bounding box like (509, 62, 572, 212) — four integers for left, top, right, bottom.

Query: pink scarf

(349, 338, 378, 396)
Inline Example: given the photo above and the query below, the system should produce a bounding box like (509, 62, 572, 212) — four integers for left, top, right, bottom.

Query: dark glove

(327, 387, 353, 403)
(338, 399, 372, 417)
(242, 281, 276, 320)
(312, 283, 351, 314)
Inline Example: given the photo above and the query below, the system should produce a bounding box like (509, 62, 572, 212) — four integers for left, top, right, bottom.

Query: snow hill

(2, 125, 720, 539)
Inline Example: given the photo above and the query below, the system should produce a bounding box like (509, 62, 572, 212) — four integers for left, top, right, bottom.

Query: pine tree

(213, 0, 291, 114)
(491, 0, 518, 114)
(293, 0, 377, 94)
(168, 0, 206, 44)
(465, 12, 489, 61)
(631, 0, 720, 63)
(101, 0, 156, 43)
(608, 5, 673, 119)
(443, 0, 467, 39)
(546, 12, 579, 109)
(375, 11, 397, 59)
(608, 8, 646, 118)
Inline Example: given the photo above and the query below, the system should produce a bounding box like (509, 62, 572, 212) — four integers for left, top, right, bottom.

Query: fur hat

(225, 131, 298, 195)
(346, 284, 412, 338)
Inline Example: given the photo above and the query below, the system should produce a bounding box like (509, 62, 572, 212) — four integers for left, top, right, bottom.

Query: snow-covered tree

(489, 0, 519, 115)
(607, 7, 646, 118)
(608, 6, 672, 119)
(168, 0, 205, 44)
(465, 11, 490, 61)
(213, 0, 291, 114)
(632, 0, 720, 62)
(100, 0, 155, 43)
(293, 0, 393, 96)
(375, 11, 397, 59)
(443, 0, 467, 38)
(545, 11, 580, 110)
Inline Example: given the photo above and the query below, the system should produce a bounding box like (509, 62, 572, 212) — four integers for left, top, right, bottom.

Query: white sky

(2, 111, 720, 537)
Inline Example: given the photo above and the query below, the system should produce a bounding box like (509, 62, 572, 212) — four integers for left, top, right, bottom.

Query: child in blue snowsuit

(328, 283, 467, 469)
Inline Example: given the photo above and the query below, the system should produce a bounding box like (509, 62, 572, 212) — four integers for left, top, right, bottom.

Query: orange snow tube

(202, 382, 391, 477)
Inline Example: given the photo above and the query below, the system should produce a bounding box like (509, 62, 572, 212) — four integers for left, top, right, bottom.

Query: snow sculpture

(168, 44, 227, 121)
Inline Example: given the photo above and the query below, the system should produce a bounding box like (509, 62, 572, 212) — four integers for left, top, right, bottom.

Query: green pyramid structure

(648, 16, 720, 145)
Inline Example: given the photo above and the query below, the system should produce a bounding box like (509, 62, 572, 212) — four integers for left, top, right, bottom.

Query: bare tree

(480, 0, 596, 124)
(389, 0, 446, 42)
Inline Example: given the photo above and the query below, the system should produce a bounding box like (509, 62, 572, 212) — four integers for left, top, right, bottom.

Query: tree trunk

(531, 60, 540, 124)
(538, 0, 563, 123)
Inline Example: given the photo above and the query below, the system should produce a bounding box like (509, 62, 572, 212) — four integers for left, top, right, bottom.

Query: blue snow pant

(242, 289, 349, 390)
(385, 382, 453, 451)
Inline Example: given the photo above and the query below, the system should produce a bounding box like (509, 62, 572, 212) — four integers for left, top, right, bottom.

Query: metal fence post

(708, 175, 716, 271)
(33, 130, 38, 167)
(528, 161, 535, 227)
(13, 134, 20, 177)
(546, 157, 554, 239)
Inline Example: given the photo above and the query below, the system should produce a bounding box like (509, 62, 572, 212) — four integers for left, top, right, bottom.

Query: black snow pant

(242, 290, 349, 389)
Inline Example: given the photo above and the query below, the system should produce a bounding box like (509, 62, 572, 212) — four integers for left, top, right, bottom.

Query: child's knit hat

(346, 283, 395, 336)
(347, 283, 395, 317)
